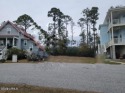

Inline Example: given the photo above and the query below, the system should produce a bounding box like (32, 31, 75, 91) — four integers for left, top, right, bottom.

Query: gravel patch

(0, 62, 125, 93)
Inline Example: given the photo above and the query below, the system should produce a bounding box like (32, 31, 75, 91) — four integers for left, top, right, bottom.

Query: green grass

(0, 83, 101, 93)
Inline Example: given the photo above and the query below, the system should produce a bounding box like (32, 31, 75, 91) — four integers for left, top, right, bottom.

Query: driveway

(0, 62, 125, 93)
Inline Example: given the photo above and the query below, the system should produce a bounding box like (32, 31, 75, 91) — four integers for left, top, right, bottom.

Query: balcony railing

(113, 19, 120, 24)
(106, 38, 124, 48)
(114, 38, 123, 44)
(108, 19, 125, 30)
(106, 39, 113, 48)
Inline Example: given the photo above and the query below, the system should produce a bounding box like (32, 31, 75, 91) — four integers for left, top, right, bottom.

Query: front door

(7, 39, 12, 49)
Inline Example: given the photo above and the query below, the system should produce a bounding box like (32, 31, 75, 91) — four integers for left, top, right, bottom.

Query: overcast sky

(0, 0, 124, 41)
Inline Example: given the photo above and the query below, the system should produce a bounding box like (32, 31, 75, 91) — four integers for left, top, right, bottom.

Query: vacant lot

(47, 56, 97, 63)
(5, 56, 97, 63)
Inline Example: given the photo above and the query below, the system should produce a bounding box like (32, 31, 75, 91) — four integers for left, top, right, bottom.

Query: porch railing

(106, 38, 124, 48)
(113, 19, 120, 24)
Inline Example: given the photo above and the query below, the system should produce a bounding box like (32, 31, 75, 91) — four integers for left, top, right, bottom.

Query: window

(114, 36, 118, 43)
(120, 34, 122, 42)
(29, 45, 33, 51)
(30, 48, 32, 51)
(14, 39, 17, 46)
(34, 43, 36, 46)
(0, 40, 4, 46)
(6, 28, 11, 34)
(24, 40, 27, 46)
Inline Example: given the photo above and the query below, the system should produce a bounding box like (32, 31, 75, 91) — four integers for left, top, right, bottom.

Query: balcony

(113, 19, 120, 24)
(108, 19, 125, 31)
(106, 38, 125, 48)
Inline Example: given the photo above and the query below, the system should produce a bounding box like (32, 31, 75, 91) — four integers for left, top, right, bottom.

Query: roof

(0, 21, 44, 51)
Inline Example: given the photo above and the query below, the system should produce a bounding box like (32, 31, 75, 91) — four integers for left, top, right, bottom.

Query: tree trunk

(93, 24, 96, 56)
(86, 20, 88, 45)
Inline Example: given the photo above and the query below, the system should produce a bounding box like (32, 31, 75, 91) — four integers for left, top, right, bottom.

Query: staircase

(0, 46, 7, 60)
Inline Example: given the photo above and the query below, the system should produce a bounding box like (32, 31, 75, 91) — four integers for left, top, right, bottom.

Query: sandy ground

(0, 62, 125, 93)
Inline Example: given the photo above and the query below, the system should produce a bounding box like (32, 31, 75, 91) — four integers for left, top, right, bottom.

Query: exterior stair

(0, 46, 7, 60)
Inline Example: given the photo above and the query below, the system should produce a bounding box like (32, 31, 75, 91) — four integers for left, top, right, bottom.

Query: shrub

(7, 48, 27, 60)
(50, 46, 95, 57)
(66, 47, 79, 56)
(27, 53, 40, 61)
(26, 51, 49, 61)
(123, 54, 125, 59)
(0, 59, 6, 63)
(79, 46, 94, 57)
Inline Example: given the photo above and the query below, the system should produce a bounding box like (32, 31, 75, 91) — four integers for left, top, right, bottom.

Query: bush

(78, 46, 95, 57)
(66, 47, 79, 56)
(50, 45, 95, 57)
(0, 59, 6, 63)
(123, 54, 125, 59)
(27, 53, 40, 61)
(7, 48, 27, 60)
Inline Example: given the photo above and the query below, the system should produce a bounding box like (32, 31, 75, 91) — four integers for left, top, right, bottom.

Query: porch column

(110, 46, 112, 58)
(111, 11, 114, 44)
(13, 37, 14, 47)
(112, 45, 116, 59)
(6, 37, 8, 47)
(111, 11, 113, 25)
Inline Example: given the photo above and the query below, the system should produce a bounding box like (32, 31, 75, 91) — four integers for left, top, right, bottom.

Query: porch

(0, 36, 18, 49)
(106, 45, 125, 59)
(106, 38, 125, 47)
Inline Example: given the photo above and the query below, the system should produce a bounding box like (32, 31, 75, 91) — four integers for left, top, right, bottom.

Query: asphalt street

(0, 62, 125, 93)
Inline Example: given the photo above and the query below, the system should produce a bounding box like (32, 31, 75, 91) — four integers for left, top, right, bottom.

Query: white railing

(114, 38, 123, 44)
(113, 19, 125, 25)
(108, 19, 125, 30)
(106, 38, 125, 48)
(113, 19, 120, 24)
(106, 39, 113, 48)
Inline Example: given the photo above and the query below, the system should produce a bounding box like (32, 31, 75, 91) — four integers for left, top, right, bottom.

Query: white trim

(13, 38, 14, 47)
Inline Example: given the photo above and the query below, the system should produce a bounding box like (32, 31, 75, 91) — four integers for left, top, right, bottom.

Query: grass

(0, 83, 101, 93)
(5, 59, 29, 63)
(47, 56, 96, 63)
(3, 55, 123, 65)
(5, 59, 42, 63)
(104, 60, 121, 65)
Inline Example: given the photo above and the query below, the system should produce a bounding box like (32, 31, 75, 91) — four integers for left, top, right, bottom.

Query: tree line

(14, 7, 100, 57)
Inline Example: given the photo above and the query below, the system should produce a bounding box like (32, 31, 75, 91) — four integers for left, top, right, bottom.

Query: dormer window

(6, 28, 11, 34)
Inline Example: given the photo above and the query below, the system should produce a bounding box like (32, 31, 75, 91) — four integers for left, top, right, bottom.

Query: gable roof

(0, 21, 45, 51)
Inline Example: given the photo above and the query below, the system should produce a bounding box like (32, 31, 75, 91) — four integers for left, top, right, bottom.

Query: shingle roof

(0, 21, 45, 51)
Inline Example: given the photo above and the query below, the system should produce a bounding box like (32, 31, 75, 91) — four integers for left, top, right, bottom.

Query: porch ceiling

(0, 35, 19, 38)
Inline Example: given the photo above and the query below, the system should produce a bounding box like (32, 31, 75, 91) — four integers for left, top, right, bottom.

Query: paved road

(0, 62, 125, 93)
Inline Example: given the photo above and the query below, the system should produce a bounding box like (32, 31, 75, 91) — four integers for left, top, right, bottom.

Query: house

(0, 21, 46, 60)
(99, 6, 125, 59)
